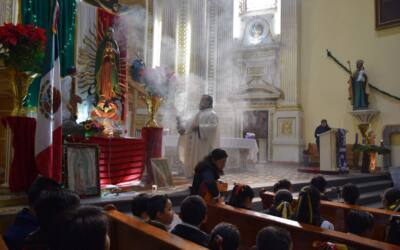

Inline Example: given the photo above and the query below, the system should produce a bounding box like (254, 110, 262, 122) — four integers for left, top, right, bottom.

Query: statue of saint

(349, 60, 369, 109)
(94, 28, 121, 102)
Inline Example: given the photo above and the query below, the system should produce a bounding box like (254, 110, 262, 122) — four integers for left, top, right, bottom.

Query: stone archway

(382, 125, 400, 168)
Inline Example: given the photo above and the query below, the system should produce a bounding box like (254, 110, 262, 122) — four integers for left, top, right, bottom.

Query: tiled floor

(128, 162, 377, 196)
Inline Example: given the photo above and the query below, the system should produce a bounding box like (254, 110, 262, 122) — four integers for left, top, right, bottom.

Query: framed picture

(375, 0, 400, 29)
(150, 158, 174, 188)
(64, 143, 100, 197)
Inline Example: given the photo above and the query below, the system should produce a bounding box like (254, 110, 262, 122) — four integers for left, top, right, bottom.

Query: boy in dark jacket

(171, 195, 209, 246)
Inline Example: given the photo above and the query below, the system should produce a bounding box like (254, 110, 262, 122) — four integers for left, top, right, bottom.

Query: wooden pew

(260, 191, 400, 241)
(0, 236, 8, 250)
(106, 208, 208, 250)
(202, 203, 400, 250)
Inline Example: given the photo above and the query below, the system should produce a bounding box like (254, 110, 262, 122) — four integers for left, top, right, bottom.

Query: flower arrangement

(129, 59, 176, 97)
(79, 119, 104, 137)
(0, 23, 46, 72)
(352, 144, 390, 154)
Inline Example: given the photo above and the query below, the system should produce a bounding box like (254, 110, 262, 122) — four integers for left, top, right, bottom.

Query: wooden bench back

(260, 191, 400, 241)
(106, 208, 207, 250)
(202, 203, 399, 250)
(0, 237, 8, 250)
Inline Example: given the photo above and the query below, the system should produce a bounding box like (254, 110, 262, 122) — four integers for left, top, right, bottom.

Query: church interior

(0, 0, 400, 249)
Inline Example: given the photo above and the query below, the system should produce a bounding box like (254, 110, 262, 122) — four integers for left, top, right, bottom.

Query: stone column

(0, 0, 18, 25)
(272, 0, 304, 162)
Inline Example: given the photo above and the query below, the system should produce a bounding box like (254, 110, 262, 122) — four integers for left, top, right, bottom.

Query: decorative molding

(206, 0, 217, 97)
(350, 109, 380, 124)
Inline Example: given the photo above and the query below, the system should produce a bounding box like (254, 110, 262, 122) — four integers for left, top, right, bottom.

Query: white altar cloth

(163, 135, 259, 162)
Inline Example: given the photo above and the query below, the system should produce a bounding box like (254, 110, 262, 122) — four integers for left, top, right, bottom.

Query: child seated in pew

(209, 222, 240, 250)
(341, 183, 359, 205)
(345, 210, 374, 237)
(265, 189, 294, 219)
(273, 179, 292, 193)
(382, 187, 400, 211)
(227, 183, 254, 210)
(23, 189, 81, 250)
(4, 176, 60, 250)
(171, 195, 209, 247)
(146, 195, 174, 231)
(294, 186, 334, 230)
(48, 206, 110, 250)
(131, 193, 150, 221)
(255, 226, 292, 250)
(311, 175, 330, 201)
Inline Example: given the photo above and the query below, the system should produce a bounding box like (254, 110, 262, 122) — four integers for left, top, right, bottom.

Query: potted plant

(0, 23, 46, 116)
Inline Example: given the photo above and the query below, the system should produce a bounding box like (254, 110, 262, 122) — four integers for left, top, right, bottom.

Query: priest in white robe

(177, 95, 220, 178)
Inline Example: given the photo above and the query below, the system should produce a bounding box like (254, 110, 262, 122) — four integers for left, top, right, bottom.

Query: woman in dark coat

(190, 149, 228, 202)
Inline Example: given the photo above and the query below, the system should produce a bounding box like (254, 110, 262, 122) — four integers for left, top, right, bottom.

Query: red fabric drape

(84, 136, 145, 187)
(2, 117, 38, 192)
(141, 127, 163, 184)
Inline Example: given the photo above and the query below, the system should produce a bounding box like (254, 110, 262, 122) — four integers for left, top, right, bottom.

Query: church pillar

(0, 0, 18, 24)
(0, 0, 18, 189)
(272, 0, 304, 162)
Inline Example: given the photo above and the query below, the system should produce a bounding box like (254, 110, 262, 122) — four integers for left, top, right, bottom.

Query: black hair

(310, 175, 327, 193)
(273, 179, 292, 193)
(195, 148, 228, 174)
(346, 210, 374, 236)
(386, 215, 400, 245)
(48, 206, 109, 250)
(209, 222, 240, 250)
(321, 119, 327, 124)
(256, 226, 292, 250)
(383, 188, 400, 208)
(147, 195, 169, 220)
(131, 193, 150, 218)
(341, 183, 360, 205)
(228, 184, 254, 209)
(295, 186, 321, 226)
(180, 195, 207, 226)
(27, 176, 60, 206)
(268, 190, 293, 219)
(202, 94, 213, 108)
(34, 189, 80, 231)
(210, 148, 228, 161)
(274, 189, 293, 205)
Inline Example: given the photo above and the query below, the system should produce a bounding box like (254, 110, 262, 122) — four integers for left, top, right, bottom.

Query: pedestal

(141, 127, 163, 184)
(1, 117, 37, 192)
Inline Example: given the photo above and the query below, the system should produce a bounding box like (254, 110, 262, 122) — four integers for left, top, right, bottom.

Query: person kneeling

(171, 195, 209, 247)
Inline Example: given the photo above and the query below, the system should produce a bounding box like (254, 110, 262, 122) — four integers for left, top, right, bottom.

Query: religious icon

(95, 28, 121, 103)
(347, 60, 369, 110)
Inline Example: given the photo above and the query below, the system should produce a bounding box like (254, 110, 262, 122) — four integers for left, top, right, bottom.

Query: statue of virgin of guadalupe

(94, 28, 121, 102)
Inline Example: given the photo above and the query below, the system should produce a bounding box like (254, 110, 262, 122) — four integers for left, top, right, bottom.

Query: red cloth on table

(2, 117, 38, 192)
(141, 127, 163, 184)
(84, 137, 145, 187)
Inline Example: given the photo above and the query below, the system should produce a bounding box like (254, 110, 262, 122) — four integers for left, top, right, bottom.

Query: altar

(163, 135, 259, 171)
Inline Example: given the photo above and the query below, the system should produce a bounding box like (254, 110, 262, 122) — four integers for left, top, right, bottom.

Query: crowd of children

(3, 150, 400, 250)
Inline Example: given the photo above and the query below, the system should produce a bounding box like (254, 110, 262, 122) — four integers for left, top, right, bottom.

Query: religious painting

(243, 111, 268, 139)
(375, 0, 400, 29)
(64, 143, 100, 197)
(277, 118, 296, 137)
(151, 158, 174, 188)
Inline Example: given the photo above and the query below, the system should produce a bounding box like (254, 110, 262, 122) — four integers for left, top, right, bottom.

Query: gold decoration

(142, 96, 162, 128)
(358, 123, 369, 141)
(8, 69, 39, 116)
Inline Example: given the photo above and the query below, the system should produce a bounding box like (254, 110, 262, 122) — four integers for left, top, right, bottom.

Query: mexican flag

(34, 2, 62, 182)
